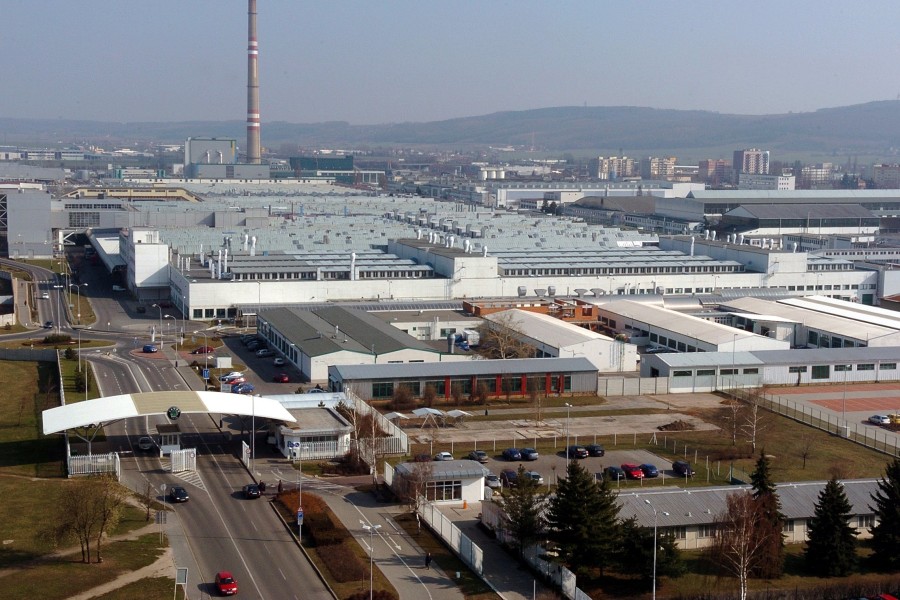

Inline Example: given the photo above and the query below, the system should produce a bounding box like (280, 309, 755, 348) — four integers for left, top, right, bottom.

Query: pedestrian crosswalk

(161, 458, 208, 492)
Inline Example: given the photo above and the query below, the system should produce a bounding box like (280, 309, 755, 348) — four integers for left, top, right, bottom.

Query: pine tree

(546, 460, 620, 575)
(870, 458, 900, 569)
(618, 517, 685, 580)
(497, 465, 546, 555)
(805, 477, 857, 576)
(749, 450, 784, 578)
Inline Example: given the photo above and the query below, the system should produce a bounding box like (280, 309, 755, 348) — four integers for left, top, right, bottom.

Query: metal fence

(598, 376, 669, 396)
(731, 388, 900, 458)
(68, 452, 120, 477)
(348, 389, 409, 454)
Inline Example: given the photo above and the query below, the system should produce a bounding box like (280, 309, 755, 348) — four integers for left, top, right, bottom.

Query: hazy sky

(3, 1, 900, 125)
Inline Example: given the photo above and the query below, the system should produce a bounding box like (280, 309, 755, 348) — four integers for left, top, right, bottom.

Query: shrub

(319, 541, 367, 583)
(345, 591, 397, 600)
(64, 347, 75, 360)
(43, 334, 72, 345)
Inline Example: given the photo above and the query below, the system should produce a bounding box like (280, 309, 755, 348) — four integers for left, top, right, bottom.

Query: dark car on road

(169, 486, 189, 503)
(520, 448, 539, 461)
(43, 320, 54, 329)
(242, 484, 261, 499)
(232, 383, 255, 394)
(467, 450, 489, 463)
(603, 466, 626, 482)
(142, 344, 158, 353)
(640, 463, 659, 478)
(502, 448, 522, 461)
(673, 460, 695, 477)
(500, 469, 518, 487)
(586, 444, 605, 457)
(566, 445, 589, 459)
(190, 346, 215, 354)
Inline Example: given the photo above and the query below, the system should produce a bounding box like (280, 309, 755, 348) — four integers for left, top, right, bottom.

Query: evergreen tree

(870, 458, 900, 569)
(749, 450, 784, 578)
(546, 460, 620, 575)
(805, 477, 857, 576)
(497, 465, 546, 555)
(618, 517, 685, 581)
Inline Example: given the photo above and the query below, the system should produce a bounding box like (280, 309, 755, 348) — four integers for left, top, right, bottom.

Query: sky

(3, 1, 900, 125)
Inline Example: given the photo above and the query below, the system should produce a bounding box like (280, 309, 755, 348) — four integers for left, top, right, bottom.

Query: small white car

(273, 357, 286, 366)
(869, 414, 892, 426)
(40, 292, 50, 299)
(255, 349, 274, 357)
(219, 371, 243, 382)
(433, 452, 454, 461)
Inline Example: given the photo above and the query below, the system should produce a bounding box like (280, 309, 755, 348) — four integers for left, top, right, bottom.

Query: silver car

(485, 474, 501, 489)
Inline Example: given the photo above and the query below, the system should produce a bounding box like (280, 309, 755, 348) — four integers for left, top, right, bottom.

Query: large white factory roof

(779, 295, 900, 330)
(720, 296, 898, 342)
(484, 309, 613, 348)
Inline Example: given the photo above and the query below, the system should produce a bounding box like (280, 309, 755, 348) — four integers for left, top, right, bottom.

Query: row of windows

(670, 516, 875, 540)
(501, 265, 742, 277)
(808, 331, 871, 348)
(673, 368, 759, 377)
(371, 375, 573, 399)
(426, 480, 462, 501)
(788, 364, 896, 377)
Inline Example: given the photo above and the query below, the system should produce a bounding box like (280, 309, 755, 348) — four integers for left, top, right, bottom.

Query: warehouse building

(327, 357, 599, 401)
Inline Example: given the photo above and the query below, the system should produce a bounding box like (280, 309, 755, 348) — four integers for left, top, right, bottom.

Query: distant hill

(3, 101, 900, 158)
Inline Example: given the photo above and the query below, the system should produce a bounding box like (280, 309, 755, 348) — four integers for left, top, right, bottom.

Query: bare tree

(422, 384, 437, 408)
(800, 438, 813, 470)
(724, 398, 745, 446)
(740, 393, 768, 453)
(397, 461, 434, 517)
(479, 312, 532, 359)
(94, 475, 127, 562)
(58, 479, 99, 563)
(139, 481, 155, 522)
(708, 491, 773, 600)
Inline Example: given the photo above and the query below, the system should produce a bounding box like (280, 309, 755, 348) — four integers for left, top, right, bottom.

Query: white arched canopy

(42, 390, 296, 434)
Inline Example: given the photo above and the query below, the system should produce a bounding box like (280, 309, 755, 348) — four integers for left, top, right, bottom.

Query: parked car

(520, 448, 539, 461)
(621, 463, 645, 479)
(142, 344, 158, 353)
(43, 320, 53, 329)
(112, 285, 125, 292)
(219, 371, 243, 382)
(434, 451, 454, 461)
(246, 341, 263, 351)
(240, 335, 257, 344)
(586, 444, 605, 457)
(869, 414, 892, 426)
(242, 484, 261, 499)
(673, 460, 695, 477)
(603, 466, 626, 482)
(190, 346, 215, 354)
(40, 292, 50, 299)
(215, 571, 238, 596)
(169, 485, 189, 503)
(135, 305, 147, 313)
(566, 445, 589, 459)
(413, 453, 432, 463)
(308, 387, 327, 393)
(255, 348, 274, 357)
(485, 473, 501, 489)
(502, 448, 522, 461)
(500, 469, 518, 487)
(467, 450, 488, 463)
(640, 463, 660, 478)
(224, 377, 246, 385)
(232, 383, 255, 394)
(137, 436, 154, 451)
(272, 373, 290, 383)
(523, 471, 544, 485)
(273, 357, 286, 366)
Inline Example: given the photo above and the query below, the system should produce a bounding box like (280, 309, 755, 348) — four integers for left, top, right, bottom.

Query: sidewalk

(316, 487, 465, 600)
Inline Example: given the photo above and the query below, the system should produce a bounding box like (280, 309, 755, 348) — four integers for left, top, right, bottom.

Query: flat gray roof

(331, 357, 597, 380)
(395, 459, 489, 480)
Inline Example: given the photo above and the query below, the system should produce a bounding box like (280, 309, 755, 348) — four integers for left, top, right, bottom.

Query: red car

(272, 373, 289, 383)
(215, 571, 238, 595)
(191, 346, 215, 354)
(621, 463, 645, 479)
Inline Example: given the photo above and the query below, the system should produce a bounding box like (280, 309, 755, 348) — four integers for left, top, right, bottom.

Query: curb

(266, 498, 339, 600)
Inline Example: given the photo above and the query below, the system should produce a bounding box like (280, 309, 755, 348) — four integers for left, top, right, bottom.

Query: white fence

(347, 389, 409, 454)
(68, 452, 120, 478)
(290, 440, 348, 461)
(598, 376, 669, 396)
(170, 448, 197, 473)
(418, 500, 484, 576)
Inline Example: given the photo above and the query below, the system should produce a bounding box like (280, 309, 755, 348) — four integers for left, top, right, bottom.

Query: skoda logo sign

(167, 406, 182, 420)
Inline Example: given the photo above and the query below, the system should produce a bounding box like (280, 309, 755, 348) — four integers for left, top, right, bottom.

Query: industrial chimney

(246, 0, 261, 164)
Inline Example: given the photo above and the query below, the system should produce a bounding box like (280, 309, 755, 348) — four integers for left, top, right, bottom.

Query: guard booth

(157, 423, 183, 456)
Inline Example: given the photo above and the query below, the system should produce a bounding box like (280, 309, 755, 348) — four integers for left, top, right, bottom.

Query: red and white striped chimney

(246, 0, 261, 164)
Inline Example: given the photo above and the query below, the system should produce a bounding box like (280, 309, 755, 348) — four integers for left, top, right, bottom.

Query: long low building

(641, 346, 900, 392)
(593, 299, 790, 353)
(328, 357, 599, 401)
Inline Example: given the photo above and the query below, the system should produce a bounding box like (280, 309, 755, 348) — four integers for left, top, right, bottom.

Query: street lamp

(360, 520, 382, 600)
(164, 314, 177, 357)
(565, 403, 573, 455)
(70, 283, 87, 325)
(194, 330, 210, 379)
(52, 285, 63, 334)
(77, 326, 93, 372)
(645, 499, 670, 600)
(152, 303, 163, 345)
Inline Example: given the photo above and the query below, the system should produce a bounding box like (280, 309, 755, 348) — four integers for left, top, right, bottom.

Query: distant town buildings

(873, 163, 900, 188)
(737, 173, 796, 190)
(798, 163, 834, 189)
(733, 148, 770, 178)
(698, 159, 730, 187)
(588, 156, 636, 180)
(640, 156, 676, 180)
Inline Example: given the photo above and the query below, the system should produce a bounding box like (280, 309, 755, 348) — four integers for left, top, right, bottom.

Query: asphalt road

(7, 257, 333, 599)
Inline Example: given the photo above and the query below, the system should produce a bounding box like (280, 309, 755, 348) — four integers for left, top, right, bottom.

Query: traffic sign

(201, 368, 210, 380)
(297, 507, 304, 527)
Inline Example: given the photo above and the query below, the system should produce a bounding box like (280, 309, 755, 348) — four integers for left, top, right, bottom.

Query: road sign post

(297, 507, 304, 540)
